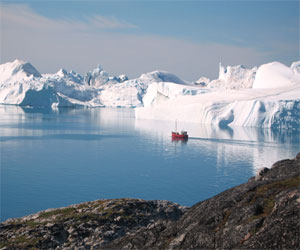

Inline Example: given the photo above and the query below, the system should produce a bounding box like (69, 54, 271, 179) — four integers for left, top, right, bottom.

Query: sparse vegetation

(38, 207, 76, 219)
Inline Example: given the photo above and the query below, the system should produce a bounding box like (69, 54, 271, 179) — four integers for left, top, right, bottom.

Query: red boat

(172, 120, 188, 140)
(172, 131, 188, 140)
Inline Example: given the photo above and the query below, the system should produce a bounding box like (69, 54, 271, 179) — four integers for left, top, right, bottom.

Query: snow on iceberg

(1, 59, 299, 129)
(0, 59, 45, 105)
(193, 77, 210, 87)
(0, 60, 90, 107)
(253, 61, 300, 89)
(20, 85, 75, 108)
(54, 68, 84, 84)
(109, 74, 129, 83)
(0, 60, 195, 108)
(97, 70, 196, 108)
(139, 70, 187, 85)
(97, 80, 145, 108)
(84, 64, 109, 87)
(136, 61, 300, 130)
(207, 63, 257, 89)
(0, 59, 41, 84)
(142, 81, 207, 107)
(43, 69, 97, 104)
(135, 86, 300, 129)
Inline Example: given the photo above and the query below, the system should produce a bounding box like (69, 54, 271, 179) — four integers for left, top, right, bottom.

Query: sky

(0, 0, 299, 81)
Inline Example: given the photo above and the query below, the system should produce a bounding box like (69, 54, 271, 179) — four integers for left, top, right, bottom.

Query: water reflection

(171, 138, 188, 144)
(134, 119, 300, 173)
(1, 105, 299, 222)
(0, 106, 135, 137)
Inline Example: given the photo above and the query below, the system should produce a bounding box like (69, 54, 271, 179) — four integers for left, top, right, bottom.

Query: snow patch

(207, 63, 257, 89)
(193, 77, 210, 87)
(136, 86, 300, 129)
(139, 70, 187, 85)
(142, 82, 207, 107)
(253, 61, 300, 89)
(0, 59, 41, 84)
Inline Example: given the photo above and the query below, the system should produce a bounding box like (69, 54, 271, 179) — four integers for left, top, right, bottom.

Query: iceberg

(136, 62, 300, 129)
(0, 59, 299, 129)
(139, 70, 187, 85)
(0, 61, 196, 108)
(0, 60, 149, 108)
(142, 81, 207, 107)
(252, 61, 300, 89)
(84, 65, 109, 87)
(0, 59, 41, 84)
(207, 63, 257, 89)
(193, 77, 210, 87)
(0, 60, 94, 107)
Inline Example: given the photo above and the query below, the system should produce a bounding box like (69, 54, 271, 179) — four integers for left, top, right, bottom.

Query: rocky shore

(1, 153, 299, 249)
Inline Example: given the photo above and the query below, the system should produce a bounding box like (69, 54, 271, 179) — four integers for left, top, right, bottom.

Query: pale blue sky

(1, 0, 299, 80)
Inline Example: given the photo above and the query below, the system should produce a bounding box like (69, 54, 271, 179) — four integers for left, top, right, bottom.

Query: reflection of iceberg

(215, 127, 300, 174)
(134, 118, 300, 174)
(135, 118, 298, 142)
(0, 107, 135, 143)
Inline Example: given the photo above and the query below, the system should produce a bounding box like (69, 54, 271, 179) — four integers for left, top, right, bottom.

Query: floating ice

(0, 59, 299, 129)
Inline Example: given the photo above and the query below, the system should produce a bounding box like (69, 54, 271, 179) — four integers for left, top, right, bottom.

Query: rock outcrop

(1, 153, 299, 249)
(0, 200, 186, 249)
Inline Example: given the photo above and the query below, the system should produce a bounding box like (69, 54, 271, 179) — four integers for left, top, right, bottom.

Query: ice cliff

(0, 59, 299, 129)
(136, 61, 300, 129)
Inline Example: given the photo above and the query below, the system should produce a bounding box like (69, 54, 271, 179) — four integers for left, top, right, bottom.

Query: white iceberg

(84, 64, 109, 87)
(0, 59, 41, 84)
(139, 70, 187, 85)
(252, 61, 300, 89)
(207, 63, 257, 89)
(0, 59, 299, 129)
(142, 81, 207, 107)
(193, 77, 210, 87)
(136, 62, 300, 129)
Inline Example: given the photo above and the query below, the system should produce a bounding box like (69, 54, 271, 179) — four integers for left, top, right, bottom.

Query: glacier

(0, 59, 299, 129)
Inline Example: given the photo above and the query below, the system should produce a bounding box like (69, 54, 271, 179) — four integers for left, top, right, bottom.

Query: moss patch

(215, 210, 231, 232)
(24, 220, 44, 228)
(0, 235, 41, 249)
(38, 207, 76, 219)
(246, 176, 299, 226)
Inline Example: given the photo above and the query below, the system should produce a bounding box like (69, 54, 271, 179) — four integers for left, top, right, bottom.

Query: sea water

(1, 106, 299, 221)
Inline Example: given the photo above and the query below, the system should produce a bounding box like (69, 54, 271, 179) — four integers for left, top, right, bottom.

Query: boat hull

(172, 132, 188, 140)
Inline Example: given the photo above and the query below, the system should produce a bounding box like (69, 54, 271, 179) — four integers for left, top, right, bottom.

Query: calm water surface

(1, 106, 299, 221)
